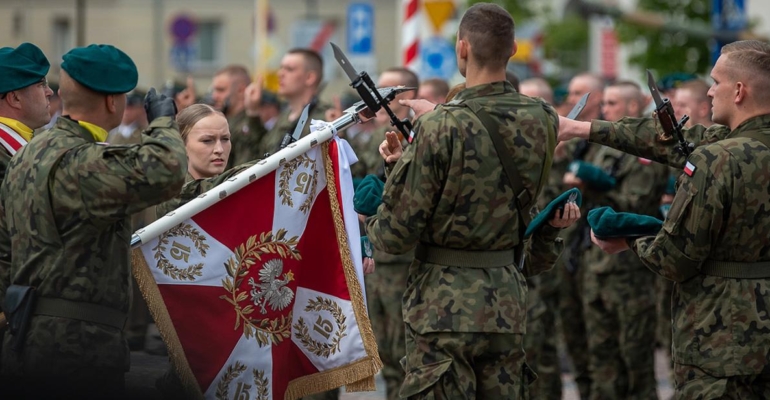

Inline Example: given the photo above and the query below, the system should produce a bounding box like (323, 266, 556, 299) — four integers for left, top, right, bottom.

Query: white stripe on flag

(334, 138, 366, 298)
(272, 146, 328, 241)
(203, 330, 275, 399)
(292, 286, 368, 371)
(140, 219, 236, 287)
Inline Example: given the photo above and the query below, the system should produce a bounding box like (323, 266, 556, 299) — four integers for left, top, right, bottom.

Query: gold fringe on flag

(132, 249, 204, 400)
(284, 142, 383, 399)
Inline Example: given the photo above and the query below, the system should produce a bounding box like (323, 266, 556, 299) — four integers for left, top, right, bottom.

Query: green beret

(62, 44, 138, 94)
(588, 206, 663, 239)
(659, 204, 671, 219)
(525, 188, 582, 238)
(353, 174, 385, 216)
(570, 161, 616, 191)
(0, 42, 50, 93)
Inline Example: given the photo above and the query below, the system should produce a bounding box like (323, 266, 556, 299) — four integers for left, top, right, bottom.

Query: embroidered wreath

(292, 296, 348, 358)
(152, 223, 209, 281)
(278, 154, 318, 213)
(220, 229, 301, 347)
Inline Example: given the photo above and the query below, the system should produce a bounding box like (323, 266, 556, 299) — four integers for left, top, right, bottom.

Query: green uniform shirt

(0, 116, 187, 375)
(366, 81, 561, 334)
(592, 114, 770, 377)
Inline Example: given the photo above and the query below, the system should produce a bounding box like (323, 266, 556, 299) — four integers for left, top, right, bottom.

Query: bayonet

(646, 70, 693, 156)
(566, 92, 590, 120)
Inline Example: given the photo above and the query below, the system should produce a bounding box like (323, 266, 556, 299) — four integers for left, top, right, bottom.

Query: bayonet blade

(331, 42, 359, 82)
(646, 70, 665, 108)
(291, 103, 311, 142)
(566, 93, 589, 120)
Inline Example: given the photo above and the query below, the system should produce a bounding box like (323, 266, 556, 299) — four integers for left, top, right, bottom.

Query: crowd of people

(0, 2, 769, 399)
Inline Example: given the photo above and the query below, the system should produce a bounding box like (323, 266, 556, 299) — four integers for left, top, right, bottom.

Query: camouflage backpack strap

(461, 100, 533, 226)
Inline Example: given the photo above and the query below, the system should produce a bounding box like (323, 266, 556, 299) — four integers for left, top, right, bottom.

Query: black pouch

(5, 285, 36, 352)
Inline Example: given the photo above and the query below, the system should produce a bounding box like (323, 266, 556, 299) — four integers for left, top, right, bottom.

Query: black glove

(144, 87, 178, 122)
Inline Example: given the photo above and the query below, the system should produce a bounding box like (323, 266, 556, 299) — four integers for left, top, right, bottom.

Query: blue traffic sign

(347, 3, 374, 54)
(420, 36, 457, 81)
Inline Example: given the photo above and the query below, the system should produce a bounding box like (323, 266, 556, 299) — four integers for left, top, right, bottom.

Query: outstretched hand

(399, 98, 436, 120)
(379, 131, 403, 164)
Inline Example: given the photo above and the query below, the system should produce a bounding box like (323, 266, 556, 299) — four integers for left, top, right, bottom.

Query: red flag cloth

(134, 138, 380, 399)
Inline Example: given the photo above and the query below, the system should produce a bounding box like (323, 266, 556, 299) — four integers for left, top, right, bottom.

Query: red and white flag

(132, 137, 381, 399)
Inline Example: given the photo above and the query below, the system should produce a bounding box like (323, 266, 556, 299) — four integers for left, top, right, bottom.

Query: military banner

(132, 137, 381, 399)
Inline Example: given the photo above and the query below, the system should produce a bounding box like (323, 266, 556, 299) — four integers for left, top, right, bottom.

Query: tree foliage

(615, 0, 712, 75)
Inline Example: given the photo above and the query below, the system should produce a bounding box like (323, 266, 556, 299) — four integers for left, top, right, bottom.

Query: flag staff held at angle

(131, 43, 416, 248)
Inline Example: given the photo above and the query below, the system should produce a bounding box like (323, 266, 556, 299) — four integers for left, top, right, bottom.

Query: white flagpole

(131, 110, 362, 248)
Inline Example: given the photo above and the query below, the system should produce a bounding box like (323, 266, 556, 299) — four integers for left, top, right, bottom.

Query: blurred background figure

(417, 77, 449, 104)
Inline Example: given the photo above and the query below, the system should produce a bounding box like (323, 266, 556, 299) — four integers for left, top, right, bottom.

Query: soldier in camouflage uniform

(366, 4, 575, 398)
(0, 41, 53, 383)
(563, 40, 770, 398)
(519, 77, 564, 399)
(573, 81, 665, 399)
(204, 65, 265, 169)
(256, 49, 331, 158)
(354, 66, 419, 400)
(0, 44, 187, 398)
(560, 72, 606, 399)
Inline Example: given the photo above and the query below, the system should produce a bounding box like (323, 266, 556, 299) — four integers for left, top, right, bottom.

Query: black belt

(415, 243, 516, 268)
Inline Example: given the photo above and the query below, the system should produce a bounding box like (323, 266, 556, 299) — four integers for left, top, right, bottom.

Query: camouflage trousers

(674, 364, 770, 399)
(365, 262, 408, 400)
(583, 269, 657, 400)
(524, 271, 562, 400)
(400, 325, 534, 399)
(557, 257, 591, 399)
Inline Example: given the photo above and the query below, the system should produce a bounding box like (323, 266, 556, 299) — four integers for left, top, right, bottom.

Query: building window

(193, 20, 222, 69)
(52, 17, 73, 67)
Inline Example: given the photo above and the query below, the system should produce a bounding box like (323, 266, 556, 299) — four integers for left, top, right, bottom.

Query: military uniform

(523, 156, 570, 400)
(0, 115, 186, 391)
(366, 81, 562, 398)
(227, 110, 268, 169)
(590, 114, 770, 397)
(257, 102, 331, 158)
(348, 125, 386, 180)
(581, 146, 667, 399)
(558, 140, 602, 399)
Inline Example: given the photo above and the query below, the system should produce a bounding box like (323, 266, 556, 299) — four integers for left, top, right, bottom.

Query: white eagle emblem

(249, 259, 295, 314)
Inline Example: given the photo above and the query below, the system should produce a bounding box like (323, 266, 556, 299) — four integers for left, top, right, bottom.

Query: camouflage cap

(62, 44, 138, 94)
(0, 42, 50, 93)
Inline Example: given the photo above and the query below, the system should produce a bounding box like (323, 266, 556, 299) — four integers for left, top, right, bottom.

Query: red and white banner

(133, 138, 380, 399)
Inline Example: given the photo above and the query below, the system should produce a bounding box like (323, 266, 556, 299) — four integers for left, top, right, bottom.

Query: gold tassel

(131, 249, 205, 400)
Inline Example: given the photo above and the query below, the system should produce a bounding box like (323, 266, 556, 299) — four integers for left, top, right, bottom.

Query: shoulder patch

(684, 161, 696, 176)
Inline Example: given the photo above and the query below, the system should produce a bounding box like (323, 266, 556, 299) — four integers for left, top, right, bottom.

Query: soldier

(559, 72, 606, 399)
(417, 78, 449, 104)
(561, 40, 770, 398)
(578, 80, 665, 399)
(254, 49, 331, 157)
(0, 41, 52, 383)
(673, 79, 713, 128)
(0, 44, 187, 398)
(0, 43, 53, 182)
(356, 66, 418, 400)
(367, 4, 577, 397)
(519, 76, 563, 399)
(207, 65, 264, 169)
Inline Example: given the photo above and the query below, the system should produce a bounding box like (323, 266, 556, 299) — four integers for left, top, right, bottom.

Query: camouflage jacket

(257, 102, 331, 157)
(365, 81, 561, 334)
(227, 110, 267, 169)
(348, 125, 386, 180)
(593, 114, 770, 376)
(0, 116, 187, 374)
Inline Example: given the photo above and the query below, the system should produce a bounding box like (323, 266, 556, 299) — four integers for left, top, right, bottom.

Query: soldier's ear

(734, 81, 747, 105)
(511, 40, 518, 58)
(105, 94, 118, 113)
